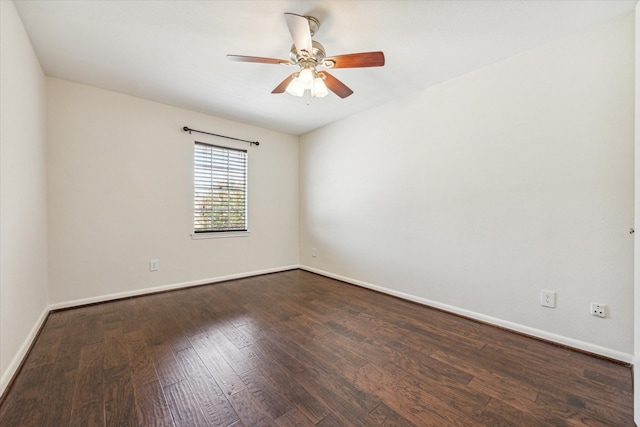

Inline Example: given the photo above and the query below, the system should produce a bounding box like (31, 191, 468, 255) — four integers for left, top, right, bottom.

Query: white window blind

(194, 142, 248, 233)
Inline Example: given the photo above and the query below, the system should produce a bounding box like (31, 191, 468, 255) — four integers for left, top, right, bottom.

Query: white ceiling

(14, 0, 637, 135)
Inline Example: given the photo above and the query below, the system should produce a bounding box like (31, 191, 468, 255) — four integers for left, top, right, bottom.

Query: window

(194, 142, 248, 233)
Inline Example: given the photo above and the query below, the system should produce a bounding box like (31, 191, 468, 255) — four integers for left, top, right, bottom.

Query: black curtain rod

(182, 126, 259, 146)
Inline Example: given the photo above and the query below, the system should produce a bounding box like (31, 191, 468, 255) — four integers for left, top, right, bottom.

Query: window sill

(190, 231, 251, 240)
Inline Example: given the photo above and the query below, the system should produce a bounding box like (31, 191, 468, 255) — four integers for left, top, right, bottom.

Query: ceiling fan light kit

(227, 13, 385, 102)
(285, 69, 329, 99)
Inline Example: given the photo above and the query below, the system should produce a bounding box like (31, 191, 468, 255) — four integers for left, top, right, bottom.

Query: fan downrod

(305, 16, 320, 37)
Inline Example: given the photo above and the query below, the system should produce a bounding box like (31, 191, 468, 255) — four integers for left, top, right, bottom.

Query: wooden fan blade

(271, 74, 295, 94)
(324, 51, 385, 68)
(227, 54, 291, 65)
(321, 72, 353, 98)
(284, 13, 312, 57)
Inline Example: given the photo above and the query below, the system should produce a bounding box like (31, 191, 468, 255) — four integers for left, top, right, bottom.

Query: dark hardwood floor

(0, 269, 634, 426)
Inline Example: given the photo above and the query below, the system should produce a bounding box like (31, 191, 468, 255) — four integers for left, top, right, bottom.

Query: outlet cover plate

(590, 303, 606, 318)
(541, 290, 556, 308)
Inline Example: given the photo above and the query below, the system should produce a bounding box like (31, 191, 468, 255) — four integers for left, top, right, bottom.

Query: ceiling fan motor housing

(289, 40, 326, 65)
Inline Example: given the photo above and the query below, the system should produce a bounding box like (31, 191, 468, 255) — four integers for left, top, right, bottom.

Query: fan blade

(324, 51, 385, 68)
(227, 54, 291, 65)
(271, 74, 295, 94)
(321, 72, 353, 98)
(284, 13, 313, 57)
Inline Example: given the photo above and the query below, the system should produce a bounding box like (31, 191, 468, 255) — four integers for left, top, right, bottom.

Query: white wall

(300, 13, 635, 359)
(46, 78, 299, 305)
(0, 1, 49, 391)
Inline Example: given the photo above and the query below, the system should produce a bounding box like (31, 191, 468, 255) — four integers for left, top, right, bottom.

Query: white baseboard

(0, 306, 49, 397)
(48, 265, 300, 311)
(300, 265, 634, 364)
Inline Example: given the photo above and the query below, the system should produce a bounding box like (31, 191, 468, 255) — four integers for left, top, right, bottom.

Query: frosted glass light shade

(313, 77, 328, 97)
(298, 68, 314, 89)
(285, 77, 305, 96)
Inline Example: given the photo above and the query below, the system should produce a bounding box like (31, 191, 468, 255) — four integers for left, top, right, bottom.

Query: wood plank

(350, 362, 464, 425)
(369, 402, 417, 427)
(126, 331, 159, 387)
(104, 365, 136, 427)
(237, 368, 293, 420)
(251, 340, 331, 423)
(384, 339, 474, 385)
(135, 380, 175, 427)
(164, 380, 209, 427)
(274, 409, 315, 427)
(104, 326, 130, 369)
(287, 360, 382, 426)
(174, 347, 240, 426)
(150, 342, 186, 388)
(218, 322, 256, 350)
(319, 327, 394, 367)
(534, 391, 630, 426)
(315, 412, 348, 427)
(260, 326, 340, 370)
(431, 349, 540, 409)
(228, 388, 275, 427)
(68, 342, 105, 426)
(141, 295, 193, 351)
(190, 332, 247, 396)
(584, 368, 633, 392)
(478, 396, 555, 426)
(119, 298, 144, 334)
(0, 394, 44, 427)
(385, 361, 490, 420)
(43, 366, 78, 426)
(208, 325, 261, 374)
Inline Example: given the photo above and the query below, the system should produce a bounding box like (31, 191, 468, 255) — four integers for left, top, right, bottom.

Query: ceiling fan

(227, 13, 385, 100)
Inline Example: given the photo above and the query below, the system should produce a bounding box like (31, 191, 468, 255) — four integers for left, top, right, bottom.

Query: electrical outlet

(149, 259, 159, 272)
(541, 290, 556, 308)
(590, 303, 606, 318)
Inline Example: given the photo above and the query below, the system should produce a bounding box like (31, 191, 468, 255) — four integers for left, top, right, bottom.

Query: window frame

(193, 141, 248, 235)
